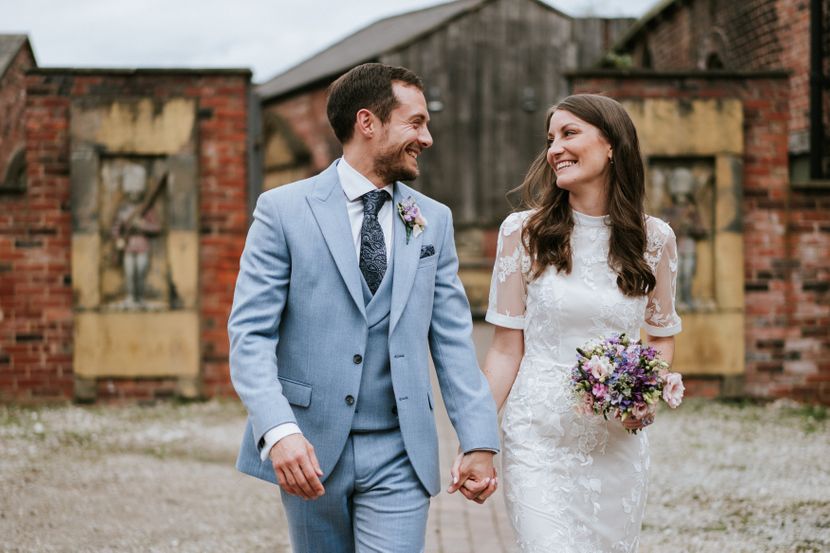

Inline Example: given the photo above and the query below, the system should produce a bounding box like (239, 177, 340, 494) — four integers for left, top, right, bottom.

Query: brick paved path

(424, 323, 517, 553)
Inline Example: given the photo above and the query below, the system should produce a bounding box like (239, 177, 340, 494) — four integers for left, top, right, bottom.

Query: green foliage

(597, 52, 633, 69)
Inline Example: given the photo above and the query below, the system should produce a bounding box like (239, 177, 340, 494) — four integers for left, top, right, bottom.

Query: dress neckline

(572, 209, 610, 227)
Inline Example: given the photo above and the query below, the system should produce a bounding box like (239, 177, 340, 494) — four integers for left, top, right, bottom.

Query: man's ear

(355, 108, 375, 139)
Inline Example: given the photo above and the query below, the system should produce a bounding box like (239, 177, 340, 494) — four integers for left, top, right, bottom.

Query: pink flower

(631, 401, 652, 420)
(575, 393, 594, 415)
(591, 383, 608, 400)
(662, 372, 685, 408)
(587, 355, 613, 381)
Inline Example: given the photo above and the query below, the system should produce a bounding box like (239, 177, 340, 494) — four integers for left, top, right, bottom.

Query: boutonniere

(397, 196, 427, 244)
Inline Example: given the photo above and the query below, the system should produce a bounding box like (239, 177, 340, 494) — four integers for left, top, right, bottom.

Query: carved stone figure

(661, 167, 708, 310)
(110, 164, 164, 308)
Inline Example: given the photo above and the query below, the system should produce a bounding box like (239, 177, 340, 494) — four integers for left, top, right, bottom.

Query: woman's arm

(647, 335, 675, 365)
(482, 326, 525, 412)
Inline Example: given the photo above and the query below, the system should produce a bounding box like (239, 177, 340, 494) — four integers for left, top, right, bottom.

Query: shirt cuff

(259, 423, 302, 462)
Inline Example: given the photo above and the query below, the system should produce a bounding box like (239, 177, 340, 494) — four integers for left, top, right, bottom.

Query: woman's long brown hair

(519, 94, 655, 297)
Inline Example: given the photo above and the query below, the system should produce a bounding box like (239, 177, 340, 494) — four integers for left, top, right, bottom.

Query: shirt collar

(337, 157, 394, 202)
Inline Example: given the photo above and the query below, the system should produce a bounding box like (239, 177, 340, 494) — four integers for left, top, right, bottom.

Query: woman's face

(546, 109, 612, 193)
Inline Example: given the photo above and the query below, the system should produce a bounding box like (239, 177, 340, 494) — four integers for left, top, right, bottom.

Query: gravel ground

(1, 398, 828, 553)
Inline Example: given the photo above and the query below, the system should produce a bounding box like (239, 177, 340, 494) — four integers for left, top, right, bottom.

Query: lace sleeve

(643, 218, 682, 337)
(485, 212, 531, 329)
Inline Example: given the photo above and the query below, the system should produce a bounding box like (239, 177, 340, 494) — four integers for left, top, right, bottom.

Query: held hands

(269, 434, 325, 500)
(448, 450, 498, 504)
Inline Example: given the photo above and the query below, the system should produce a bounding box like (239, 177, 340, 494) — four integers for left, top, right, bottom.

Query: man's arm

(228, 192, 323, 499)
(427, 206, 500, 501)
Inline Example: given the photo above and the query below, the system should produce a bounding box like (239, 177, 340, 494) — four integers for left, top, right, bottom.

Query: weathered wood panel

(381, 0, 607, 225)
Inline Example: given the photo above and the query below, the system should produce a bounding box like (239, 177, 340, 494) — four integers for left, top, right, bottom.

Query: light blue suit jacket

(228, 160, 500, 496)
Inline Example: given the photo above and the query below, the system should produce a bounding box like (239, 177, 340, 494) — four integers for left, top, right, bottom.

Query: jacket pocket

(278, 376, 312, 408)
(427, 390, 434, 411)
(417, 256, 438, 270)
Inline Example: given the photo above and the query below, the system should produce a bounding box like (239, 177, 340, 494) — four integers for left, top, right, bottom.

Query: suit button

(345, 395, 355, 406)
(353, 354, 363, 364)
(392, 406, 398, 415)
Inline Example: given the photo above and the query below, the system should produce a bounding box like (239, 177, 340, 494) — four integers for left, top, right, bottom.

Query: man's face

(373, 82, 433, 183)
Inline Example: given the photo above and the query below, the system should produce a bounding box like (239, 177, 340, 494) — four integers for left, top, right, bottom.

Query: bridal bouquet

(570, 333, 684, 433)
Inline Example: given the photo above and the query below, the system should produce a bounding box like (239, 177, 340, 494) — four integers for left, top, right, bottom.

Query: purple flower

(570, 333, 683, 433)
(396, 197, 427, 244)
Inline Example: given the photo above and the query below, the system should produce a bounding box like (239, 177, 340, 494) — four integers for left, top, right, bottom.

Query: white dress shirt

(259, 157, 395, 460)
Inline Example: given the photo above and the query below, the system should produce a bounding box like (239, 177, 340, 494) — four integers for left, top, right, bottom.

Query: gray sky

(0, 0, 660, 83)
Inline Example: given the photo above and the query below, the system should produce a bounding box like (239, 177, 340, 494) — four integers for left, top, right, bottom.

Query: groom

(228, 63, 500, 552)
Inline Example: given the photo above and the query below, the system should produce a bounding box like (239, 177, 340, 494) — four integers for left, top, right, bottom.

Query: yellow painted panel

(713, 233, 744, 309)
(167, 230, 199, 309)
(264, 167, 309, 191)
(664, 311, 745, 376)
(72, 233, 100, 309)
(459, 267, 493, 314)
(74, 311, 199, 378)
(624, 99, 744, 157)
(72, 98, 196, 155)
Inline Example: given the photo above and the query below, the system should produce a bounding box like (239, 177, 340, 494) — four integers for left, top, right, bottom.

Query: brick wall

(0, 71, 74, 400)
(0, 69, 250, 402)
(0, 41, 34, 185)
(263, 87, 340, 176)
(778, 0, 811, 146)
(572, 73, 829, 404)
(622, 0, 810, 154)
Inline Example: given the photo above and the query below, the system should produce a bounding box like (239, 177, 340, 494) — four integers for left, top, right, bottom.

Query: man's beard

(374, 145, 419, 183)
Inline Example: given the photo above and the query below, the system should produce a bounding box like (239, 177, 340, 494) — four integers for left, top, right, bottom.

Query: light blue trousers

(280, 428, 430, 553)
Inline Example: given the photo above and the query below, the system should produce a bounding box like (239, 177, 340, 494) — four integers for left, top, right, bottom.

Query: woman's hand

(622, 413, 654, 432)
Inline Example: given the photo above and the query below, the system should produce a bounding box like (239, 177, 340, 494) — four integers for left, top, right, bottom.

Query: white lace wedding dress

(486, 210, 682, 553)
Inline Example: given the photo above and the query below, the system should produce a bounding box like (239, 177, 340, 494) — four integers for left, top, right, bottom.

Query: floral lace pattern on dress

(486, 210, 681, 553)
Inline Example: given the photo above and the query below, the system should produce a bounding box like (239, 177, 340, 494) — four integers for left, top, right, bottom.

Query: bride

(478, 94, 682, 552)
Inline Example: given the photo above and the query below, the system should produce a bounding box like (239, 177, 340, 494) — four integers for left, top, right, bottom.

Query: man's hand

(269, 434, 325, 500)
(447, 450, 497, 504)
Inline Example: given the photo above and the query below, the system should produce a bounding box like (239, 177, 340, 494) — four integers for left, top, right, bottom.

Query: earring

(610, 158, 615, 165)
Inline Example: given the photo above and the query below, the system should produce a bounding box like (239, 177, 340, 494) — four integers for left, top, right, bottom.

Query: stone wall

(0, 69, 250, 402)
(0, 40, 34, 188)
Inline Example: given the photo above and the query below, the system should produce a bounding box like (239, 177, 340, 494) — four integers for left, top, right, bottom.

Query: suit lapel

(390, 183, 424, 334)
(307, 161, 367, 320)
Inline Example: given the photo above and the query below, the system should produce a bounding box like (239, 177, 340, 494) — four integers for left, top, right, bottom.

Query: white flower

(587, 355, 613, 381)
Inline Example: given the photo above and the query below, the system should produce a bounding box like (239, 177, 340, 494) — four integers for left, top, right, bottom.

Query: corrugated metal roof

(256, 0, 486, 101)
(0, 35, 30, 80)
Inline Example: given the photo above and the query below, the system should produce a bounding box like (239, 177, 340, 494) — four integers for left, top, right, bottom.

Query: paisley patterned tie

(359, 190, 389, 294)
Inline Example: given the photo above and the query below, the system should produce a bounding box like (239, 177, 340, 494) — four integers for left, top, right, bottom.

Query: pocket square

(419, 245, 435, 259)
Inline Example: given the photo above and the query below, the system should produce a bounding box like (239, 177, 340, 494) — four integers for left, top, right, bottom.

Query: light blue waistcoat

(352, 259, 399, 432)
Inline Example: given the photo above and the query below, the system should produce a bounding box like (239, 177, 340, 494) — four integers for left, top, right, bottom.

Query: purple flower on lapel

(396, 196, 427, 244)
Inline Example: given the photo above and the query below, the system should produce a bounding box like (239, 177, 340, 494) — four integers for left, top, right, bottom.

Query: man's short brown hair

(326, 63, 424, 144)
